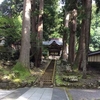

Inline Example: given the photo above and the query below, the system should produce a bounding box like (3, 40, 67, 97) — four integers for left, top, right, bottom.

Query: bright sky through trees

(0, 0, 4, 4)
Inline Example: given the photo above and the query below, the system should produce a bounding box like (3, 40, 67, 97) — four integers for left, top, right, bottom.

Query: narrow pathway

(39, 60, 56, 86)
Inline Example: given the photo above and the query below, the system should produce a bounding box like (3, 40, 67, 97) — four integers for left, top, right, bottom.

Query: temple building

(43, 38, 63, 56)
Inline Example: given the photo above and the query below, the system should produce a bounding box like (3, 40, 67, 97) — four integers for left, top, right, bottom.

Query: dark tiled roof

(88, 50, 100, 56)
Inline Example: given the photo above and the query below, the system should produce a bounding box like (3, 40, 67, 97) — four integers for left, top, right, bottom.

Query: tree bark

(68, 23, 75, 64)
(74, 22, 83, 70)
(81, 0, 92, 78)
(68, 9, 77, 65)
(81, 19, 87, 78)
(74, 0, 92, 73)
(85, 0, 92, 66)
(31, 0, 37, 66)
(31, 0, 36, 35)
(61, 11, 69, 60)
(19, 0, 31, 68)
(36, 0, 43, 67)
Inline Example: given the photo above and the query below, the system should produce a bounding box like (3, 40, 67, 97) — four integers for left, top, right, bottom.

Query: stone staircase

(39, 60, 56, 86)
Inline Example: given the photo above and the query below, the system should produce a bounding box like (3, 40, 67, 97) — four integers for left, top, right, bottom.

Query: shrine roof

(43, 38, 63, 46)
(88, 50, 100, 56)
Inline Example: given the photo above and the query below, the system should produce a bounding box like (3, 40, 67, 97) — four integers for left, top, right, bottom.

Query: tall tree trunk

(85, 0, 92, 67)
(74, 0, 92, 72)
(74, 22, 83, 70)
(62, 11, 69, 60)
(31, 0, 37, 38)
(36, 0, 43, 67)
(62, 33, 68, 60)
(81, 19, 87, 78)
(31, 0, 37, 66)
(19, 0, 31, 68)
(68, 23, 75, 64)
(68, 9, 77, 65)
(81, 0, 92, 78)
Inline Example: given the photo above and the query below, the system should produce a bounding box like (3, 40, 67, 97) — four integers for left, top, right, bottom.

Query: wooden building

(43, 38, 63, 56)
(88, 50, 100, 62)
(48, 41, 62, 56)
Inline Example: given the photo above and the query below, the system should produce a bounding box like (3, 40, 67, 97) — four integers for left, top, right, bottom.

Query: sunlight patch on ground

(82, 90, 98, 93)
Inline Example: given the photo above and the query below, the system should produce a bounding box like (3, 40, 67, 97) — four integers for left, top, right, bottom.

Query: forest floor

(0, 59, 100, 89)
(55, 60, 100, 89)
(30, 60, 100, 89)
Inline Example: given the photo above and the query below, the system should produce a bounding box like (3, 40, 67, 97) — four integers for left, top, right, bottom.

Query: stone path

(68, 89, 100, 100)
(0, 87, 29, 100)
(0, 87, 69, 100)
(0, 89, 15, 99)
(1, 87, 100, 100)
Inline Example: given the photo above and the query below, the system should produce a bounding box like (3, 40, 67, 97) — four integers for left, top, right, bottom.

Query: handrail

(42, 60, 51, 75)
(52, 60, 56, 84)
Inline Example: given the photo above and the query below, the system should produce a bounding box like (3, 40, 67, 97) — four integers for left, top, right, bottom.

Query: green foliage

(90, 5, 100, 51)
(43, 0, 62, 40)
(0, 62, 36, 87)
(31, 10, 39, 16)
(2, 69, 10, 75)
(55, 72, 64, 85)
(65, 0, 77, 11)
(49, 32, 61, 38)
(42, 47, 49, 57)
(12, 62, 31, 79)
(95, 0, 100, 13)
(1, 0, 23, 16)
(0, 16, 22, 46)
(0, 0, 22, 48)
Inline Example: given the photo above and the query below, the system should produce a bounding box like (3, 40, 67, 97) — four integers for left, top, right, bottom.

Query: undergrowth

(11, 62, 36, 83)
(12, 62, 31, 79)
